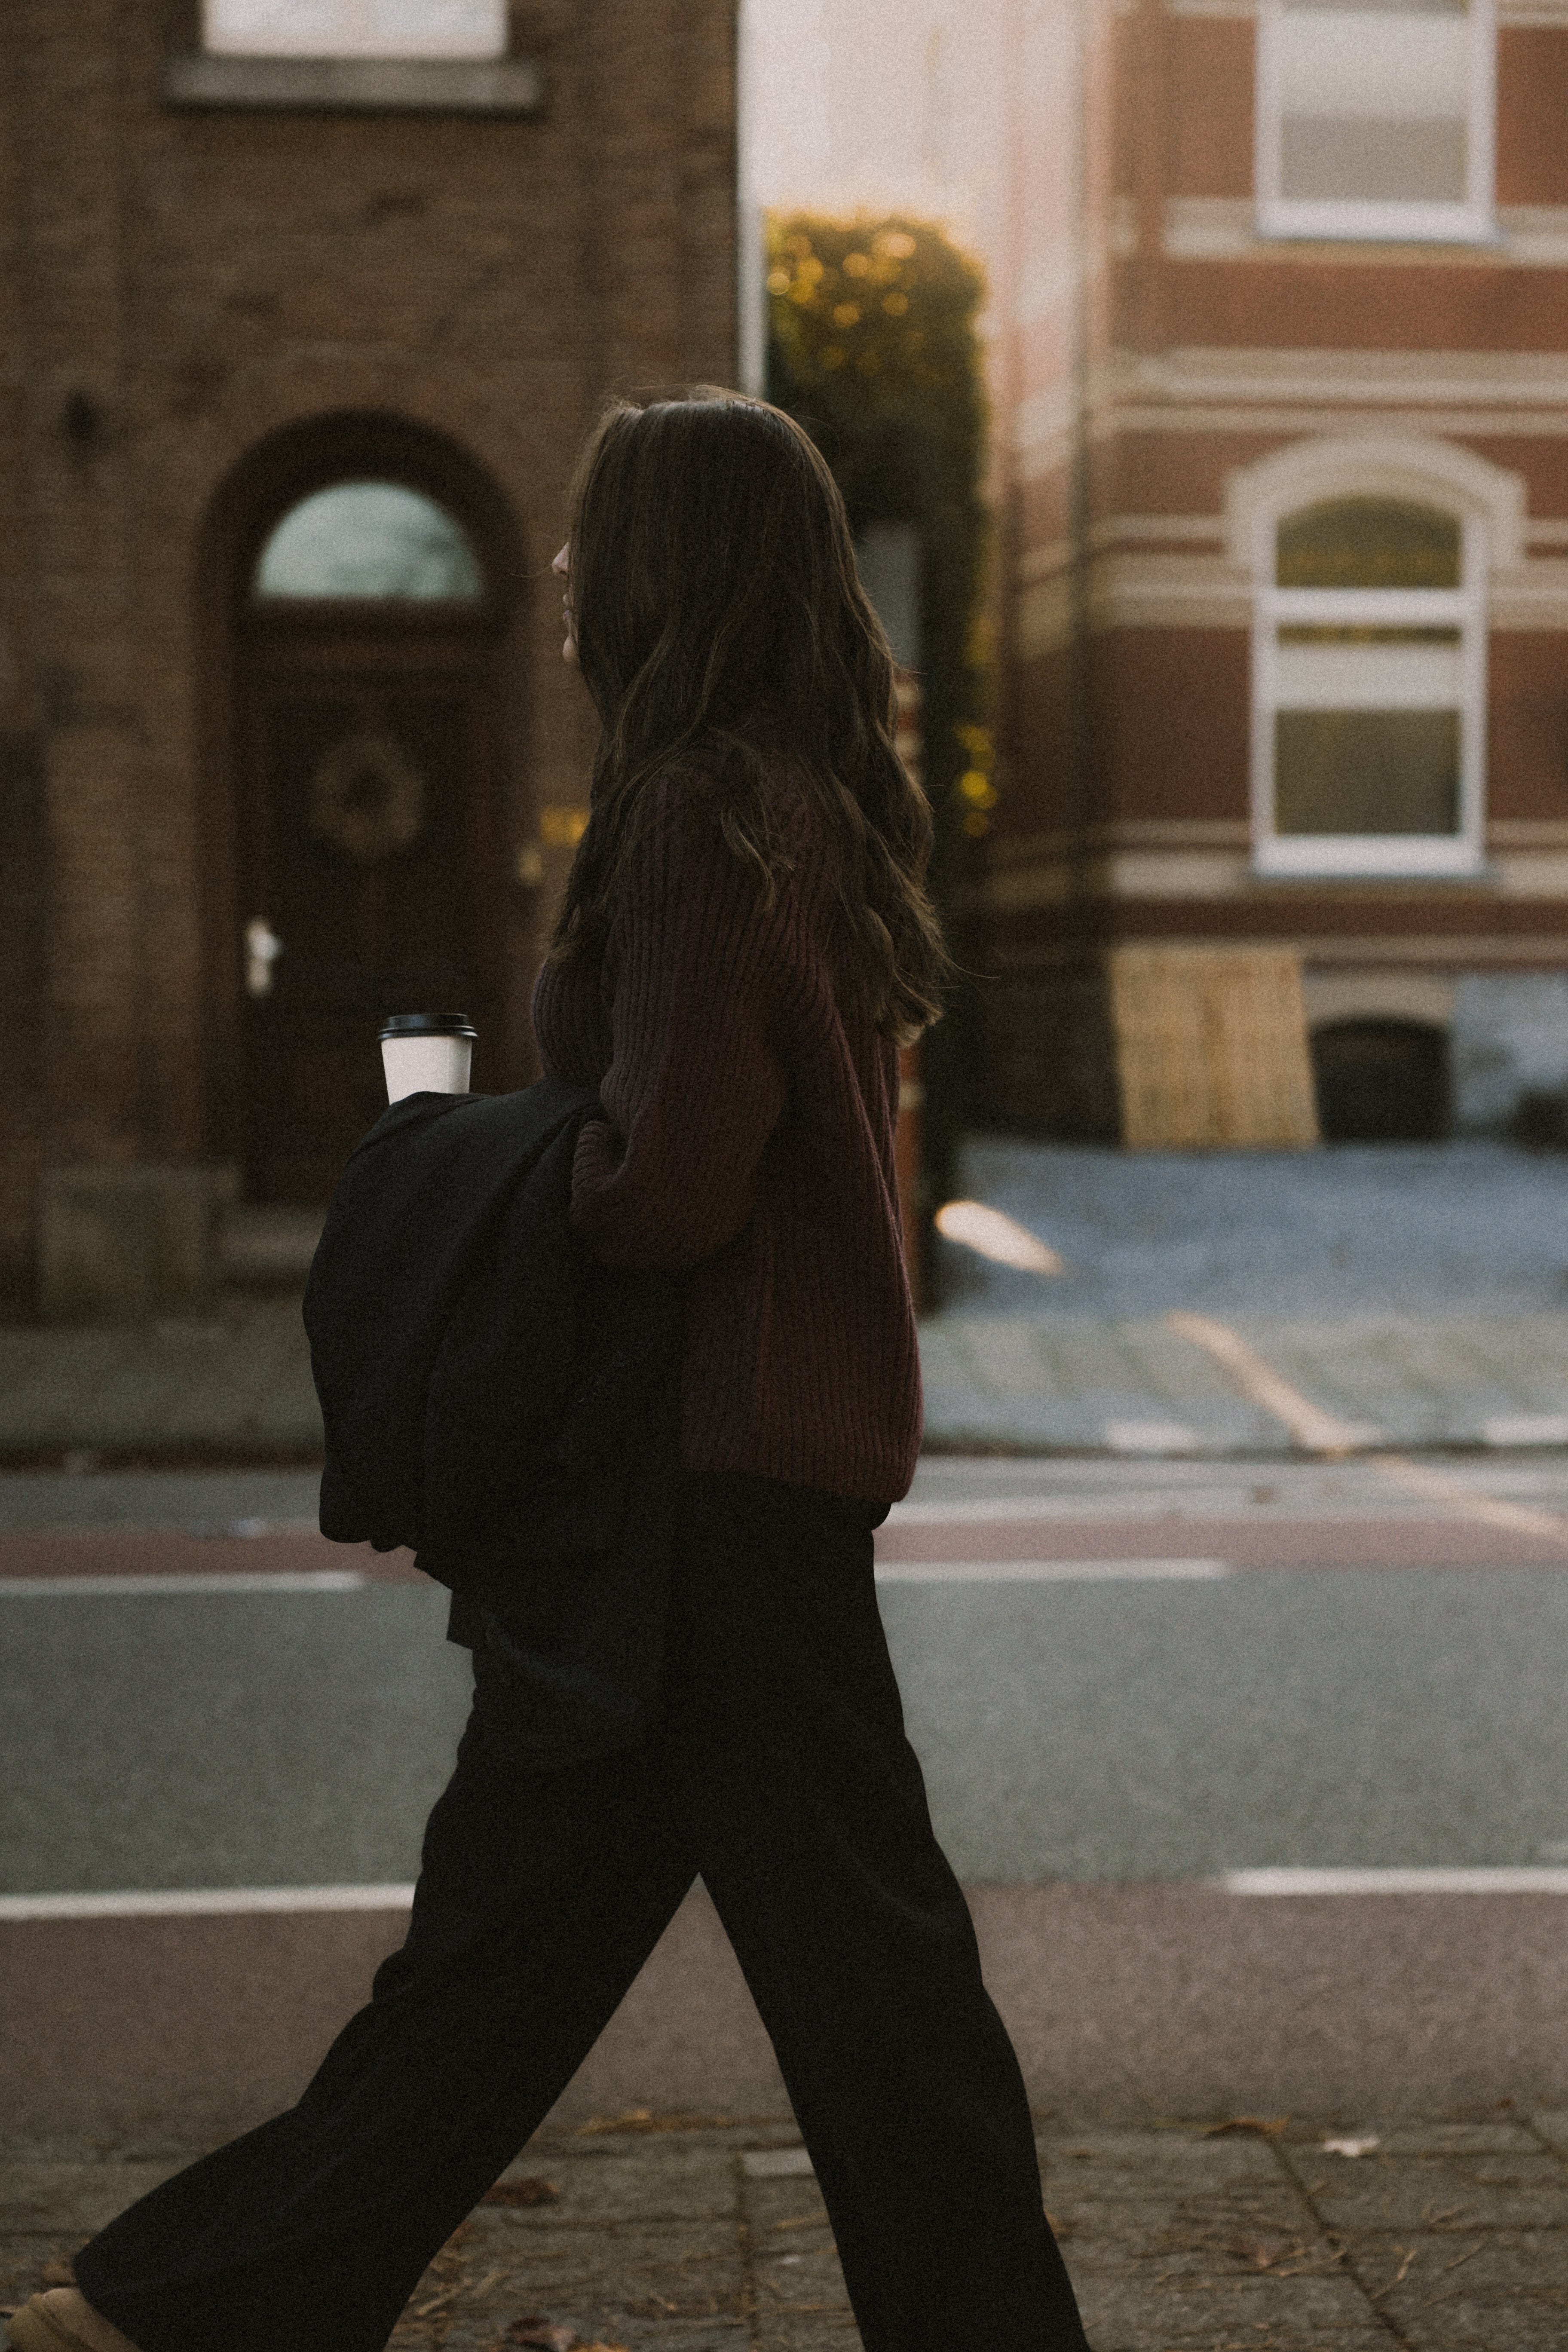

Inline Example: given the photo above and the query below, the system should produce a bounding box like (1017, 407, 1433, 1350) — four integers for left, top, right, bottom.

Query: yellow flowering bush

(765, 212, 992, 849)
(767, 213, 992, 1242)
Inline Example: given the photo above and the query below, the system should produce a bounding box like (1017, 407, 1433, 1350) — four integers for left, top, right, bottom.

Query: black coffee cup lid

(378, 1012, 477, 1040)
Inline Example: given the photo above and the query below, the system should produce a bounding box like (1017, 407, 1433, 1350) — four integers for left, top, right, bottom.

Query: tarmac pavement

(4, 1142, 1568, 2342)
(921, 1136, 1568, 1455)
(4, 1452, 1568, 2138)
(7, 1461, 1568, 1894)
(3, 2111, 1567, 2352)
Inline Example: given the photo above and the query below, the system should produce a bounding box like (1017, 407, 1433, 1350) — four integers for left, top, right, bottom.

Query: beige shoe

(6, 2302, 87, 2352)
(6, 2294, 143, 2352)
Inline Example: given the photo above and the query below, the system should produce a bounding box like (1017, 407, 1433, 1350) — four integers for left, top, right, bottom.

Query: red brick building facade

(986, 0, 1568, 1140)
(1, 0, 736, 1312)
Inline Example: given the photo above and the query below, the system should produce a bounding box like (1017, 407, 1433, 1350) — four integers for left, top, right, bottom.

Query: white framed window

(1252, 496, 1488, 878)
(1256, 0, 1495, 243)
(203, 0, 505, 59)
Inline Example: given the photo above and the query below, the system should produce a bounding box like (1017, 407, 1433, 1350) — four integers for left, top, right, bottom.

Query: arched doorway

(223, 427, 521, 1202)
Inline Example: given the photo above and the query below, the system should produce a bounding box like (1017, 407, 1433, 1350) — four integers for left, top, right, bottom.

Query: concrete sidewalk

(925, 1135, 1568, 1456)
(4, 2111, 1565, 2351)
(1, 1139, 1565, 1459)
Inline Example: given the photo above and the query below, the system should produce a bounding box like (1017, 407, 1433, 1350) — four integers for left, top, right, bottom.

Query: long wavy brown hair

(548, 389, 949, 1043)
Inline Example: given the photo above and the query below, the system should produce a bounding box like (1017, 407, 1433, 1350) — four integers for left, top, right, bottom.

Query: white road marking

(1165, 1313, 1384, 1454)
(1481, 1414, 1568, 1448)
(1104, 1419, 1202, 1455)
(12, 1870, 1567, 1923)
(0, 1571, 368, 1597)
(0, 1885, 415, 1921)
(874, 1559, 1231, 1582)
(888, 1497, 1237, 1525)
(1164, 1313, 1568, 1543)
(1222, 1867, 1568, 1896)
(934, 1200, 1064, 1274)
(1369, 1454, 1568, 1544)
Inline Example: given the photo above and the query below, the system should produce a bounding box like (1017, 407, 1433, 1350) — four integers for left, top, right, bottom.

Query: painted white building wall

(738, 0, 1019, 384)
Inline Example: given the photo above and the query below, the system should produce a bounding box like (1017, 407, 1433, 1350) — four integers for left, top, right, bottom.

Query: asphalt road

(4, 1455, 1568, 1896)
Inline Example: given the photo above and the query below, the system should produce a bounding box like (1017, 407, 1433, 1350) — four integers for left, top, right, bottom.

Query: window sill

(1253, 208, 1499, 250)
(1252, 858, 1498, 888)
(161, 51, 545, 116)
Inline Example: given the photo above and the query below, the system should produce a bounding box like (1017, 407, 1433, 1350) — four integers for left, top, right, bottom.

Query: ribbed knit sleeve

(531, 758, 922, 1507)
(567, 780, 790, 1271)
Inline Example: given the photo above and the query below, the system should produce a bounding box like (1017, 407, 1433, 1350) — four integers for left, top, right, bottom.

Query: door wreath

(309, 729, 426, 863)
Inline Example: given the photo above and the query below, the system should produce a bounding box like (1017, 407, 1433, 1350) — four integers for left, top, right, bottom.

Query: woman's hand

(552, 542, 577, 666)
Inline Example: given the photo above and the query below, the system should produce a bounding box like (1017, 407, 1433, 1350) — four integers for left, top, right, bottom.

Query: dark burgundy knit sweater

(530, 763, 922, 1507)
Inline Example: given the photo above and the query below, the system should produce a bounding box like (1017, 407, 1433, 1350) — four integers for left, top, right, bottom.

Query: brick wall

(0, 0, 738, 1299)
(984, 0, 1568, 1138)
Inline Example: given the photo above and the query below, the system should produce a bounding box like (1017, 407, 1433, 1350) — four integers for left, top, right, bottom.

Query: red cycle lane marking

(5, 1517, 1566, 1581)
(0, 1529, 421, 1580)
(874, 1515, 1568, 1569)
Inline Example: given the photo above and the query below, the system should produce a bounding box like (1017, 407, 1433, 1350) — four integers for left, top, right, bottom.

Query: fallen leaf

(1322, 2136, 1379, 2158)
(413, 2285, 462, 2318)
(484, 2178, 560, 2207)
(38, 2264, 75, 2288)
(504, 2320, 577, 2352)
(1374, 2245, 1419, 2295)
(1204, 2116, 1289, 2139)
(1225, 2236, 1286, 2270)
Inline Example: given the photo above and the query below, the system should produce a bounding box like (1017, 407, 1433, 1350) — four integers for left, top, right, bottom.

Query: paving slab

(3, 2117, 1564, 2350)
(919, 1314, 1282, 1453)
(943, 1136, 1568, 1322)
(919, 1308, 1568, 1457)
(0, 1296, 322, 1458)
(918, 1135, 1568, 1456)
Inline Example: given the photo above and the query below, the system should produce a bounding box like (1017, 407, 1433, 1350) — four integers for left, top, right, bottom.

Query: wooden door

(238, 614, 504, 1201)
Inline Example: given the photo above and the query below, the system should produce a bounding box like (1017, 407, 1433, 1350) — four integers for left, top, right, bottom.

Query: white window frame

(1255, 0, 1497, 244)
(1251, 508, 1488, 879)
(202, 0, 506, 61)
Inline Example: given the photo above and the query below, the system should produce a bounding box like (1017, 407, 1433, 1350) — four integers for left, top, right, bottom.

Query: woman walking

(17, 391, 1090, 2352)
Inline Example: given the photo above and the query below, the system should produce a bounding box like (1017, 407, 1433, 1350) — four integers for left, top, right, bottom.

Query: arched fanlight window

(1253, 494, 1485, 877)
(254, 481, 484, 601)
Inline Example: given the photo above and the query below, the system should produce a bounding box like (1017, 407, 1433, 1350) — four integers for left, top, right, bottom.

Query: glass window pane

(1275, 643, 1462, 707)
(204, 0, 505, 60)
(1276, 499, 1461, 589)
(1277, 624, 1461, 644)
(1277, 2, 1470, 204)
(255, 483, 483, 600)
(1274, 709, 1461, 833)
(854, 522, 921, 669)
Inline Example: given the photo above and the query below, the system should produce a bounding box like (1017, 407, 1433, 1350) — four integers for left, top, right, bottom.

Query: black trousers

(76, 1473, 1090, 2352)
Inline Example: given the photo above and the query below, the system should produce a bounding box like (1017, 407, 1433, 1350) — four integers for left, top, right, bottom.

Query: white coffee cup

(378, 1013, 477, 1103)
